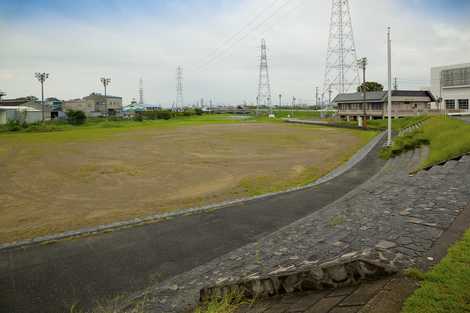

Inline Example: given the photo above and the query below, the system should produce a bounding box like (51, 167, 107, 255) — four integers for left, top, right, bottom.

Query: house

(0, 106, 42, 125)
(334, 90, 436, 120)
(431, 63, 470, 114)
(64, 93, 123, 117)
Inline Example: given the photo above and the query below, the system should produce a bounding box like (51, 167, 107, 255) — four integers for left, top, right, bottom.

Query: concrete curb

(0, 131, 385, 253)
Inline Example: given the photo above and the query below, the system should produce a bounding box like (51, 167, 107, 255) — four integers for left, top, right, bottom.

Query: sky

(0, 0, 469, 106)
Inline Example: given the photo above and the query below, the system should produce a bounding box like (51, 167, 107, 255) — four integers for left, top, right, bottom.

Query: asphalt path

(0, 139, 385, 313)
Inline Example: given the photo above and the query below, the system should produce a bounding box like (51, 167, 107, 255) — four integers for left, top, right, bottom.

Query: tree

(66, 110, 87, 125)
(357, 81, 384, 92)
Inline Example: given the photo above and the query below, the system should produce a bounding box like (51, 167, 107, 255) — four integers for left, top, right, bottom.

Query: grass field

(0, 116, 376, 243)
(381, 116, 470, 169)
(402, 228, 470, 313)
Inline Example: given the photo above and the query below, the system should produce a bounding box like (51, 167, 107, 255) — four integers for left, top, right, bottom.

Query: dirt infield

(0, 122, 375, 243)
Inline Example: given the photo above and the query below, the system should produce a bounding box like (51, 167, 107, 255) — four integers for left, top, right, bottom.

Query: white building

(431, 63, 470, 113)
(0, 106, 42, 125)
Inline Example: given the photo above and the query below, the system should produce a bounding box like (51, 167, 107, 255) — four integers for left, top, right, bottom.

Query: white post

(387, 27, 392, 146)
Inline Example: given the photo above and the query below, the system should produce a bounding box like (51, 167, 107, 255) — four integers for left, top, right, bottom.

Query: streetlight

(100, 77, 111, 116)
(387, 27, 393, 146)
(35, 72, 49, 122)
(357, 57, 368, 127)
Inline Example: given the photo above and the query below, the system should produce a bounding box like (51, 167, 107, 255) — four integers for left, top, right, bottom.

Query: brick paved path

(125, 148, 470, 313)
(233, 276, 418, 313)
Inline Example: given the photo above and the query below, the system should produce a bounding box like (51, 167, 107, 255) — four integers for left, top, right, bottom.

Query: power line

(192, 0, 302, 73)
(192, 0, 285, 70)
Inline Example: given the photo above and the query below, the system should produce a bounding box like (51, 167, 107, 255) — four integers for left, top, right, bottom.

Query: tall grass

(381, 116, 470, 169)
(195, 292, 248, 313)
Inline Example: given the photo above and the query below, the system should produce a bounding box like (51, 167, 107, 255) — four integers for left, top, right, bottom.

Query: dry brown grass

(0, 123, 375, 243)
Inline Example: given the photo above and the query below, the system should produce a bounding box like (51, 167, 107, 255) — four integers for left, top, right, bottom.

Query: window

(442, 67, 470, 87)
(445, 99, 456, 110)
(458, 99, 469, 111)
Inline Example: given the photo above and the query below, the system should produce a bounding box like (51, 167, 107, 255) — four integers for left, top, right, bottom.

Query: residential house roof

(333, 90, 436, 103)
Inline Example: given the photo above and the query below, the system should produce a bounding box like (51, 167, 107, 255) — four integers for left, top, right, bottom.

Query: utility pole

(100, 77, 111, 117)
(292, 96, 296, 118)
(328, 87, 333, 107)
(387, 27, 393, 146)
(393, 77, 398, 90)
(357, 57, 368, 127)
(139, 78, 144, 105)
(35, 72, 49, 122)
(176, 66, 184, 110)
(315, 86, 319, 108)
(278, 94, 282, 107)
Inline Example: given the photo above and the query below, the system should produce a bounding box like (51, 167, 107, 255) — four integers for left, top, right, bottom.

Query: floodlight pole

(35, 72, 49, 122)
(357, 57, 368, 128)
(387, 27, 393, 146)
(100, 77, 111, 116)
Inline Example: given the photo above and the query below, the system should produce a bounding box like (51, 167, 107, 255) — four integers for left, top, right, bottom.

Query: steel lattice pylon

(139, 78, 144, 105)
(176, 66, 184, 109)
(257, 39, 272, 110)
(323, 0, 360, 99)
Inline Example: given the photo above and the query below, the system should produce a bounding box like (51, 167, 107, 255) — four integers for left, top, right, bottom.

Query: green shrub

(66, 110, 87, 125)
(5, 120, 23, 131)
(195, 108, 204, 116)
(133, 113, 144, 122)
(157, 110, 172, 120)
(380, 130, 430, 159)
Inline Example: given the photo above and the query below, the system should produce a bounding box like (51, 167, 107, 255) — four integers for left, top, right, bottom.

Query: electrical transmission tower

(257, 39, 272, 112)
(139, 78, 144, 105)
(176, 66, 184, 110)
(323, 0, 360, 98)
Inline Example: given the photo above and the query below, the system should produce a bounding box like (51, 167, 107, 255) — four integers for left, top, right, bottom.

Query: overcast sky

(0, 0, 469, 106)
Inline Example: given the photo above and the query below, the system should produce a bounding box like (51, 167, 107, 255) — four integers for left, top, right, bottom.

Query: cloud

(0, 0, 468, 105)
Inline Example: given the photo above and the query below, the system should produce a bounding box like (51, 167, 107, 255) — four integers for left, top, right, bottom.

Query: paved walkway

(0, 137, 385, 313)
(231, 276, 418, 313)
(129, 148, 470, 313)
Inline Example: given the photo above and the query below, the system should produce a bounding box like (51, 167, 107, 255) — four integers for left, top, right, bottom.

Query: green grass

(195, 292, 248, 313)
(271, 109, 325, 120)
(328, 214, 346, 227)
(0, 115, 258, 144)
(367, 116, 429, 131)
(381, 116, 470, 169)
(401, 228, 470, 313)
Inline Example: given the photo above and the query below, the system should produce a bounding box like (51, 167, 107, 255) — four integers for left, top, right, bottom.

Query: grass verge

(195, 292, 249, 313)
(401, 228, 470, 313)
(381, 116, 470, 169)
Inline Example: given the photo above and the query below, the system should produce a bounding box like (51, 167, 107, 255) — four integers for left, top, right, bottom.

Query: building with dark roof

(334, 90, 436, 119)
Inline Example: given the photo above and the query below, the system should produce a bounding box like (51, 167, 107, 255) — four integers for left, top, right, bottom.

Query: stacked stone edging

(199, 248, 408, 302)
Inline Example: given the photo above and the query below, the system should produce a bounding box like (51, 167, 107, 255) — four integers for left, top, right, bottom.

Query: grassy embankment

(334, 116, 428, 131)
(401, 228, 470, 313)
(381, 116, 470, 169)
